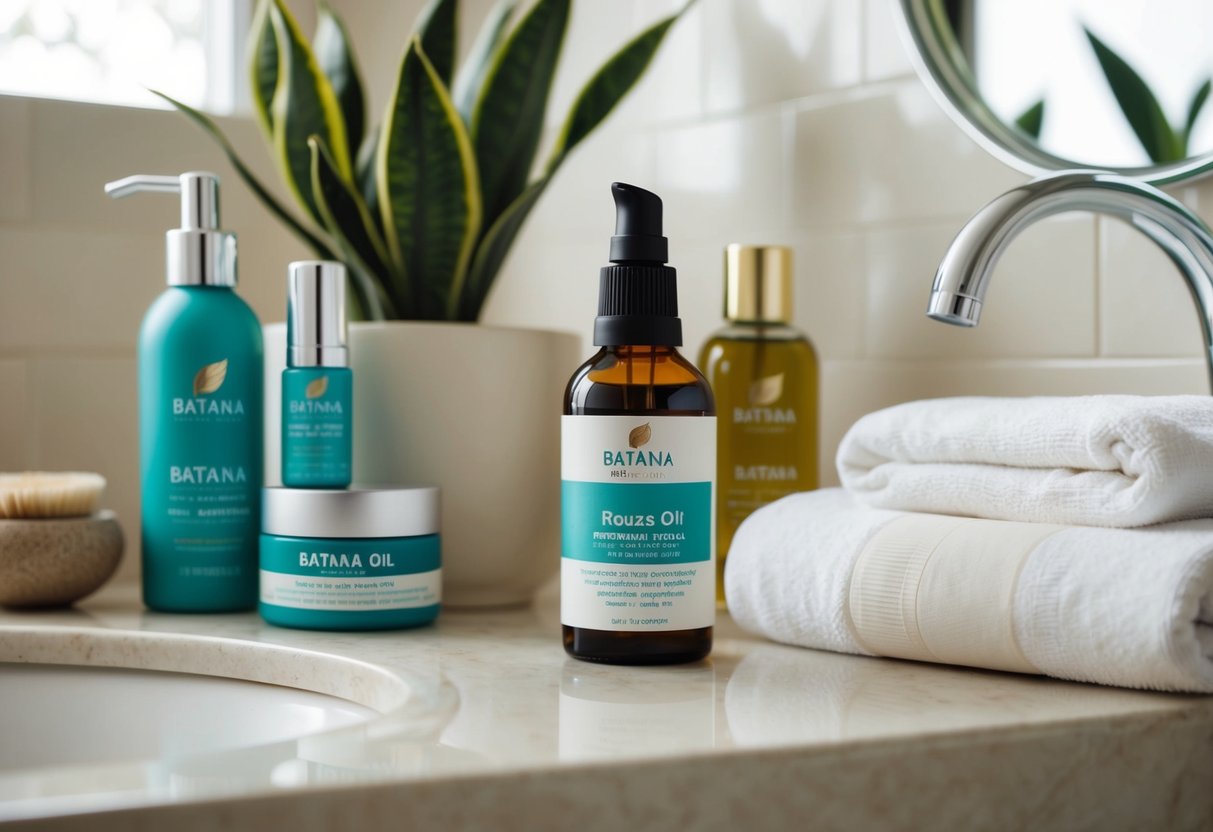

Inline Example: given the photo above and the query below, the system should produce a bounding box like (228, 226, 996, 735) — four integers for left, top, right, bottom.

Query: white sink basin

(0, 623, 456, 823)
(0, 663, 377, 771)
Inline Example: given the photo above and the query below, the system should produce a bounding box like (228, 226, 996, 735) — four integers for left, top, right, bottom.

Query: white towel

(836, 395, 1213, 528)
(724, 489, 1213, 692)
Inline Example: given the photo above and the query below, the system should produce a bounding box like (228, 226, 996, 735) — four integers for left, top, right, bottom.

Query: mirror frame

(896, 0, 1213, 185)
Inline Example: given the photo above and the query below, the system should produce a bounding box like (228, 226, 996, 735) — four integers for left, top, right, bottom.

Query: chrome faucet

(927, 170, 1213, 390)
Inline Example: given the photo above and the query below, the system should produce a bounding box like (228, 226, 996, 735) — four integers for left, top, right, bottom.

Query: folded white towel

(836, 395, 1213, 528)
(725, 489, 1213, 692)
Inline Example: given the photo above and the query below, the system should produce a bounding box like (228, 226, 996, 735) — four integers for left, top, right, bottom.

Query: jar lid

(262, 485, 440, 538)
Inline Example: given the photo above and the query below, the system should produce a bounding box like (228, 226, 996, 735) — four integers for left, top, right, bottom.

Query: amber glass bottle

(699, 245, 819, 606)
(562, 183, 716, 665)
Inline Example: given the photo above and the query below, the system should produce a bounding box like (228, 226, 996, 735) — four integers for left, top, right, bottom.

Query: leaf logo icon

(748, 373, 784, 406)
(305, 375, 329, 399)
(193, 359, 228, 396)
(628, 423, 652, 448)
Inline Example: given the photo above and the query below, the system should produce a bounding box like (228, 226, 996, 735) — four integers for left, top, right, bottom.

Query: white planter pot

(265, 321, 581, 607)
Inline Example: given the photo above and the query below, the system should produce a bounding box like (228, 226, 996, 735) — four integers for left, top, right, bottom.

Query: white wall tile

(21, 99, 311, 332)
(31, 99, 279, 232)
(655, 109, 788, 242)
(702, 0, 862, 114)
(1098, 217, 1207, 358)
(0, 96, 32, 222)
(793, 229, 867, 359)
(524, 124, 656, 237)
(863, 0, 915, 82)
(29, 358, 141, 583)
(0, 227, 163, 351)
(615, 0, 706, 127)
(865, 215, 1097, 359)
(546, 0, 644, 129)
(791, 82, 1025, 228)
(0, 360, 32, 470)
(0, 222, 298, 353)
(480, 236, 599, 351)
(671, 236, 740, 362)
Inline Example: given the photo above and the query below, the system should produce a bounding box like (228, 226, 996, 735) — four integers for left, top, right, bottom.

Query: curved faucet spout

(928, 170, 1213, 391)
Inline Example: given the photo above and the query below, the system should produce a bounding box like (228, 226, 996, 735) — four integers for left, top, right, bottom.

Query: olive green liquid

(699, 324, 819, 605)
(563, 345, 715, 665)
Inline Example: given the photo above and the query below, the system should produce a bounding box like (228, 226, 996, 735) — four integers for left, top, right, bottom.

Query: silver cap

(104, 171, 237, 287)
(287, 261, 348, 367)
(262, 485, 440, 539)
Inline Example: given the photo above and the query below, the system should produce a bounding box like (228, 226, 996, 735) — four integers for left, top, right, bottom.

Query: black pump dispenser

(593, 182, 682, 346)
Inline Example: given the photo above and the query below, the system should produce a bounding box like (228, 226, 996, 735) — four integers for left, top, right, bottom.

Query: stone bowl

(0, 510, 124, 608)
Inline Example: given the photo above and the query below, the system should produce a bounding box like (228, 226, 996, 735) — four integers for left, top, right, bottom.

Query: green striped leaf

(151, 89, 336, 260)
(378, 39, 481, 319)
(270, 0, 352, 226)
(458, 4, 688, 321)
(458, 177, 547, 320)
(1085, 28, 1182, 164)
(248, 0, 278, 137)
(309, 136, 396, 320)
(547, 10, 679, 169)
(356, 128, 382, 234)
(453, 0, 516, 122)
(470, 0, 569, 226)
(1014, 99, 1045, 140)
(314, 0, 366, 166)
(1184, 79, 1211, 149)
(417, 0, 458, 87)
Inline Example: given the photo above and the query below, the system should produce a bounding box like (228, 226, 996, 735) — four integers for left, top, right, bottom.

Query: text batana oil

(561, 182, 716, 665)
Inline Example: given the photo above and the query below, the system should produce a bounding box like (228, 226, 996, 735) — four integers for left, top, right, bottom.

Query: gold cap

(724, 244, 792, 323)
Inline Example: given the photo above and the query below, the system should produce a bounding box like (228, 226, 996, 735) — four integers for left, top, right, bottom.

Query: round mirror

(899, 0, 1213, 184)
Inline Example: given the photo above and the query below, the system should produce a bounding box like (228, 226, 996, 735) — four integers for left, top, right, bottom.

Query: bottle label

(282, 369, 353, 487)
(561, 415, 716, 632)
(155, 356, 261, 580)
(260, 534, 441, 612)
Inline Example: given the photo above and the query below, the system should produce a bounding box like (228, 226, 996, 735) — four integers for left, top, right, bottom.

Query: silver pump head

(104, 171, 237, 287)
(287, 261, 348, 367)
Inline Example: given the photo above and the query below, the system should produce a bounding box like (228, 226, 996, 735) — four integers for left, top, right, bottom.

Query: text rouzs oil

(561, 182, 716, 665)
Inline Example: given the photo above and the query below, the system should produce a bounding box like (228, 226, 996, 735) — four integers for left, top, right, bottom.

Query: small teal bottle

(106, 171, 263, 613)
(282, 261, 352, 488)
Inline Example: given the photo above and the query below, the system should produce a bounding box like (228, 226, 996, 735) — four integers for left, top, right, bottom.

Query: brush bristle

(0, 472, 106, 519)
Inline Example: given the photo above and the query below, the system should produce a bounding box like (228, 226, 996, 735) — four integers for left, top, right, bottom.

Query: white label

(561, 415, 716, 632)
(260, 568, 441, 611)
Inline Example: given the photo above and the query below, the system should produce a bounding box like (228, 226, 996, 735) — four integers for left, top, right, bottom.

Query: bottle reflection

(559, 660, 717, 761)
(724, 645, 1167, 746)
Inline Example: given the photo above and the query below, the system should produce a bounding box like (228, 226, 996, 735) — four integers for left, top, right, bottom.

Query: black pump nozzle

(594, 182, 681, 346)
(610, 182, 669, 264)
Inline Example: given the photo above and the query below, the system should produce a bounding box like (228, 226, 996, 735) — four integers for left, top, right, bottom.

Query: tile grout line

(23, 357, 39, 469)
(1092, 216, 1102, 358)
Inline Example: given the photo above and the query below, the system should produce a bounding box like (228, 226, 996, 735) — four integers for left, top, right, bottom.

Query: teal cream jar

(260, 486, 441, 631)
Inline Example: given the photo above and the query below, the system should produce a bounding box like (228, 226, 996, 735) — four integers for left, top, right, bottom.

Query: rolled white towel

(725, 489, 1213, 692)
(836, 395, 1213, 527)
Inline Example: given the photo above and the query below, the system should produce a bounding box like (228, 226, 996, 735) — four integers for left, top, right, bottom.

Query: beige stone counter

(2, 583, 1211, 831)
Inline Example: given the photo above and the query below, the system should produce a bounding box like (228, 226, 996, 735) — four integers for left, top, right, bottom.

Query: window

(0, 0, 249, 113)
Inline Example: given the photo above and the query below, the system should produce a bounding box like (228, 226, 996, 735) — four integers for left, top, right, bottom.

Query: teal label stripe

(260, 534, 440, 576)
(562, 480, 711, 565)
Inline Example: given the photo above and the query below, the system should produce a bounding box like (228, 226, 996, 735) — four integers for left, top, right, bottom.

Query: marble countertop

(2, 582, 1212, 831)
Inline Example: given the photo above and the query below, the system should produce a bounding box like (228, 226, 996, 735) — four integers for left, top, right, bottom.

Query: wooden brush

(0, 472, 106, 519)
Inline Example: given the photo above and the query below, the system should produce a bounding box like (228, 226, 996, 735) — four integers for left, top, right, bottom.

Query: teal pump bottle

(282, 261, 352, 488)
(106, 172, 263, 612)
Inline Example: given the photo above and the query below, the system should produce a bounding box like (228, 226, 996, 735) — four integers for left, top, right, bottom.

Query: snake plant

(1085, 28, 1210, 166)
(155, 0, 687, 321)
